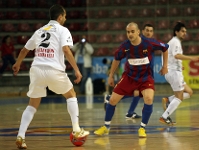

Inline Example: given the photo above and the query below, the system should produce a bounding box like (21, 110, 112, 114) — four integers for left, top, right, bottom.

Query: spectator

(0, 35, 16, 76)
(71, 35, 94, 94)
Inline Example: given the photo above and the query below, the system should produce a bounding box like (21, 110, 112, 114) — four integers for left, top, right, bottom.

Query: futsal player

(104, 24, 155, 119)
(13, 4, 89, 149)
(159, 22, 199, 125)
(94, 22, 169, 138)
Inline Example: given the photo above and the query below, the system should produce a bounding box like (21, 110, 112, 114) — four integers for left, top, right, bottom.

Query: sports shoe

(167, 116, 176, 125)
(162, 97, 170, 111)
(104, 95, 111, 111)
(138, 127, 147, 138)
(16, 136, 27, 149)
(125, 112, 141, 119)
(72, 128, 90, 138)
(159, 117, 173, 126)
(94, 126, 109, 136)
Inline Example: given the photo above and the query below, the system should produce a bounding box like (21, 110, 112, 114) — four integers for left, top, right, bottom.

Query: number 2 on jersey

(39, 32, 51, 48)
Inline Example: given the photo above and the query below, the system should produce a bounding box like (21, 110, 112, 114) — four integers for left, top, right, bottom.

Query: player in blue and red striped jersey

(104, 23, 155, 119)
(94, 22, 168, 138)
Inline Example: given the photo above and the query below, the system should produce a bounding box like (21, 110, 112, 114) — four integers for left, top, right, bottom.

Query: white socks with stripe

(162, 97, 181, 119)
(168, 92, 190, 103)
(17, 105, 37, 139)
(67, 97, 81, 132)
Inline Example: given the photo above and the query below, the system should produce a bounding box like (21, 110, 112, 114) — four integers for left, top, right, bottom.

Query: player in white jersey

(159, 22, 199, 125)
(12, 4, 89, 149)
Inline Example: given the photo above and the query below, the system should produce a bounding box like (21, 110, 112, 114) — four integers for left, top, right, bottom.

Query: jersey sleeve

(60, 28, 73, 47)
(24, 32, 37, 50)
(114, 42, 127, 60)
(147, 38, 169, 52)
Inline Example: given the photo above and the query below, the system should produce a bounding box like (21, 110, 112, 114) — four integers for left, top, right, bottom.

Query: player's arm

(147, 38, 169, 75)
(63, 46, 82, 84)
(108, 43, 126, 86)
(108, 59, 120, 87)
(13, 32, 36, 75)
(12, 47, 29, 75)
(160, 49, 168, 75)
(171, 42, 199, 61)
(175, 54, 199, 61)
(109, 60, 120, 78)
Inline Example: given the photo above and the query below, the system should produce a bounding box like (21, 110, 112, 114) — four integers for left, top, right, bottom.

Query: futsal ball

(70, 132, 87, 146)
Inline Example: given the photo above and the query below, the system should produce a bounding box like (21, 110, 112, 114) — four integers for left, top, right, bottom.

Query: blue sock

(104, 103, 116, 128)
(141, 104, 153, 125)
(127, 96, 140, 115)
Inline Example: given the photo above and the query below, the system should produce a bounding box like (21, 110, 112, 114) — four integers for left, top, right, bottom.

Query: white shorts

(165, 70, 186, 91)
(27, 66, 73, 98)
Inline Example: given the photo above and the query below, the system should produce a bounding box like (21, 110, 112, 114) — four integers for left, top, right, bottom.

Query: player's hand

(159, 66, 168, 75)
(108, 76, 115, 87)
(74, 70, 82, 84)
(12, 63, 20, 76)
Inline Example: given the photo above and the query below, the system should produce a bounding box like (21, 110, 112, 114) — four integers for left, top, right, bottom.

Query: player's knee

(109, 99, 118, 106)
(63, 88, 76, 98)
(143, 96, 153, 105)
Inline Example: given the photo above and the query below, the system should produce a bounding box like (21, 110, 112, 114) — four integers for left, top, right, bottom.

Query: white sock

(168, 95, 175, 103)
(17, 106, 37, 139)
(141, 122, 146, 127)
(183, 92, 190, 100)
(67, 97, 81, 132)
(162, 97, 181, 119)
(168, 92, 190, 103)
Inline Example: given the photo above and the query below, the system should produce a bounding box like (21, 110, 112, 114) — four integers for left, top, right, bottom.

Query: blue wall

(91, 56, 166, 83)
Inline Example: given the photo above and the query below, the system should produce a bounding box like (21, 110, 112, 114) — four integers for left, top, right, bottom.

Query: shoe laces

(73, 128, 85, 138)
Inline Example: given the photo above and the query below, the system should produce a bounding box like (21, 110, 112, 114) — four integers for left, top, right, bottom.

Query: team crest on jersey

(44, 26, 52, 30)
(41, 24, 56, 32)
(143, 49, 148, 54)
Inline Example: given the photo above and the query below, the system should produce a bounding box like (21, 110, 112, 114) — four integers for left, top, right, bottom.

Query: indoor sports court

(0, 93, 199, 150)
(0, 0, 199, 150)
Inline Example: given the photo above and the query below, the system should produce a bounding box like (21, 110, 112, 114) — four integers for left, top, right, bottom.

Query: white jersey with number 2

(25, 20, 73, 71)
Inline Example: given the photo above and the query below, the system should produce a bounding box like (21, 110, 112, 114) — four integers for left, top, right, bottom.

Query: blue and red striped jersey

(114, 36, 169, 82)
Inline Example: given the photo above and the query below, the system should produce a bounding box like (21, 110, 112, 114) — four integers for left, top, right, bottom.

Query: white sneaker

(16, 136, 27, 149)
(72, 128, 90, 138)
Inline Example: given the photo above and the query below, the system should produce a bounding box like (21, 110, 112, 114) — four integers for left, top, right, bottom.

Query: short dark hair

(173, 22, 186, 36)
(142, 24, 154, 30)
(49, 4, 65, 20)
(2, 35, 11, 44)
